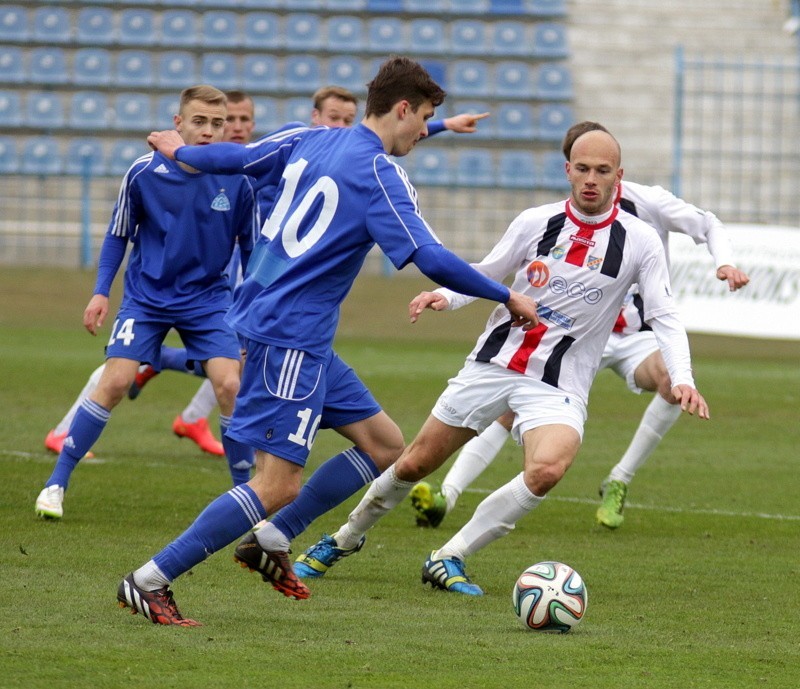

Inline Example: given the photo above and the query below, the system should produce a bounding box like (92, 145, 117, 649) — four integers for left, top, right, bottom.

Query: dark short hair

(365, 56, 446, 118)
(561, 121, 610, 160)
(225, 90, 253, 106)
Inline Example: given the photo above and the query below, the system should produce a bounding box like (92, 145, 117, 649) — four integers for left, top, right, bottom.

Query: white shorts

(431, 361, 587, 443)
(599, 331, 659, 393)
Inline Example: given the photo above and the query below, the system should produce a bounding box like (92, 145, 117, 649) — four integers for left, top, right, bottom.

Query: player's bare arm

(716, 264, 750, 291)
(505, 290, 539, 330)
(83, 294, 109, 336)
(147, 130, 186, 159)
(671, 384, 710, 420)
(444, 112, 490, 133)
(409, 291, 451, 323)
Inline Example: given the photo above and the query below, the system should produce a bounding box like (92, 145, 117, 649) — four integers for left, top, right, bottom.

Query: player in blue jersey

(117, 56, 539, 626)
(34, 85, 259, 521)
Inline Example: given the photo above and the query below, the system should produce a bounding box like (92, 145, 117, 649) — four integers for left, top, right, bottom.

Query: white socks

(133, 560, 171, 591)
(436, 472, 543, 562)
(608, 395, 681, 484)
(441, 421, 510, 512)
(335, 464, 416, 550)
(55, 364, 105, 434)
(181, 379, 217, 424)
(255, 521, 291, 552)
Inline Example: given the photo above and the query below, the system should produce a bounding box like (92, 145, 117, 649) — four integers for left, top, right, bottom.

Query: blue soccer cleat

(421, 552, 484, 596)
(293, 533, 366, 578)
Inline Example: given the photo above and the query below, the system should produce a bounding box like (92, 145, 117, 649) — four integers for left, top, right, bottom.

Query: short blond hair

(179, 84, 227, 115)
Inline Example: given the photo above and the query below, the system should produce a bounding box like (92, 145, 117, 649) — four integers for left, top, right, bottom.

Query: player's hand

(671, 384, 710, 420)
(445, 112, 490, 134)
(147, 130, 186, 159)
(83, 294, 109, 336)
(716, 264, 750, 292)
(505, 290, 539, 331)
(409, 291, 450, 323)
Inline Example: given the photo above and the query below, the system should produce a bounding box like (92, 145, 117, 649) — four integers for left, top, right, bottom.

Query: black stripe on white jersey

(619, 197, 638, 216)
(475, 319, 513, 363)
(536, 212, 567, 256)
(600, 220, 626, 278)
(632, 292, 652, 332)
(542, 335, 576, 387)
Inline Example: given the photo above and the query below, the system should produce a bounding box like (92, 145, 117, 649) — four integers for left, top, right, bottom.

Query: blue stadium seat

(450, 101, 493, 139)
(73, 48, 112, 87)
(156, 95, 180, 128)
(449, 60, 489, 97)
(116, 51, 154, 88)
(25, 91, 65, 129)
(70, 91, 109, 130)
(283, 97, 310, 126)
(29, 48, 69, 85)
(494, 61, 533, 98)
(405, 0, 447, 10)
(65, 138, 107, 177)
(498, 150, 536, 188)
(534, 64, 573, 100)
(32, 7, 71, 43)
(421, 60, 447, 89)
(537, 151, 570, 190)
(0, 47, 25, 84)
(0, 91, 22, 128)
(285, 0, 324, 7)
(495, 102, 536, 140)
(450, 20, 488, 56)
(0, 6, 28, 43)
(410, 19, 446, 54)
(327, 57, 366, 94)
(201, 53, 239, 91)
(108, 140, 149, 177)
(452, 0, 489, 13)
(456, 149, 494, 187)
(21, 136, 63, 176)
(76, 8, 115, 45)
(537, 103, 573, 141)
(526, 0, 567, 17)
(252, 96, 283, 136)
(326, 0, 366, 9)
(532, 23, 569, 58)
(285, 14, 322, 50)
(409, 147, 451, 186)
(492, 21, 528, 56)
(489, 0, 525, 14)
(119, 9, 156, 46)
(243, 0, 282, 6)
(327, 16, 364, 52)
(242, 55, 279, 92)
(367, 18, 404, 53)
(244, 13, 281, 49)
(0, 136, 18, 174)
(161, 10, 199, 47)
(114, 93, 153, 131)
(283, 56, 322, 94)
(158, 51, 198, 89)
(366, 0, 403, 10)
(202, 11, 239, 48)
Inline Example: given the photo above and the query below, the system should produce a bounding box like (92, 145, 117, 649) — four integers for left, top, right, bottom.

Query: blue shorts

(105, 303, 241, 368)
(228, 341, 381, 465)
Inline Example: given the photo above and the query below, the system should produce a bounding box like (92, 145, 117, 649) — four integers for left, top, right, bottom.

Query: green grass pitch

(1, 268, 798, 689)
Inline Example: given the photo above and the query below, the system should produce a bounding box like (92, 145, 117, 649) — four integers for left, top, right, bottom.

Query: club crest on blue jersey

(586, 255, 603, 270)
(211, 190, 230, 211)
(551, 246, 566, 259)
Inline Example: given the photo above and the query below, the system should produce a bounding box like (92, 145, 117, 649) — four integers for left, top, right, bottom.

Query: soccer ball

(512, 561, 587, 633)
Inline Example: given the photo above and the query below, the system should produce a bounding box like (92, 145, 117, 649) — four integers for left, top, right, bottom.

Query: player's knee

(524, 461, 568, 496)
(214, 375, 240, 408)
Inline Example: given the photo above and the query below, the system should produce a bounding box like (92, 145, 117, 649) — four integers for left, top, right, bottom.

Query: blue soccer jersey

(107, 150, 258, 315)
(176, 125, 444, 355)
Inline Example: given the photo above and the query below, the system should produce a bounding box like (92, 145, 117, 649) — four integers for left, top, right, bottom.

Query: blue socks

(271, 447, 379, 541)
(220, 414, 254, 486)
(46, 399, 110, 489)
(154, 484, 266, 580)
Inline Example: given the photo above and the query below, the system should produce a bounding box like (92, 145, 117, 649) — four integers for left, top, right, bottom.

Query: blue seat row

(0, 7, 568, 59)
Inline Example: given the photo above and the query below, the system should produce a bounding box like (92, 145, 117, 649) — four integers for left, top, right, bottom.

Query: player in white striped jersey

(297, 127, 708, 595)
(412, 121, 749, 532)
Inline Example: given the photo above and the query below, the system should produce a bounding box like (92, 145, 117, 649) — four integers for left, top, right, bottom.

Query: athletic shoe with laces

(172, 415, 224, 456)
(117, 573, 201, 627)
(409, 481, 447, 528)
(127, 365, 159, 400)
(421, 552, 483, 596)
(293, 533, 366, 579)
(233, 531, 310, 600)
(44, 429, 94, 459)
(35, 484, 64, 519)
(596, 478, 628, 529)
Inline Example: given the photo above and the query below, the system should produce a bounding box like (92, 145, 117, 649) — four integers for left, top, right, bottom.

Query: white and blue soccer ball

(512, 561, 587, 633)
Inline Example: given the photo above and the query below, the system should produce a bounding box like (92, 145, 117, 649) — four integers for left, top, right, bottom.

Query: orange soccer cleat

(172, 415, 224, 456)
(44, 429, 94, 459)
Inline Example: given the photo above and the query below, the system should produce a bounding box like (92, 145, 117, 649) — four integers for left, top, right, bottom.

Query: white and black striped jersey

(441, 199, 692, 406)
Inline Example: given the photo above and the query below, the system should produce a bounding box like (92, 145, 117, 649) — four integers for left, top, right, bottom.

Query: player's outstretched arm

(671, 384, 710, 420)
(506, 289, 539, 329)
(444, 112, 490, 133)
(83, 294, 109, 336)
(409, 291, 450, 323)
(147, 130, 186, 159)
(716, 264, 750, 291)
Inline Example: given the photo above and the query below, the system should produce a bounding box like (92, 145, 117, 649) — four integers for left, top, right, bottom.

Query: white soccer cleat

(35, 485, 64, 519)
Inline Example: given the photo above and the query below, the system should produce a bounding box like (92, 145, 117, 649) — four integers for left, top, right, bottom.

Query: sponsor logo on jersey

(586, 255, 603, 270)
(211, 190, 230, 211)
(527, 260, 550, 287)
(569, 233, 596, 248)
(536, 304, 575, 330)
(551, 246, 566, 260)
(153, 164, 169, 174)
(549, 276, 603, 304)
